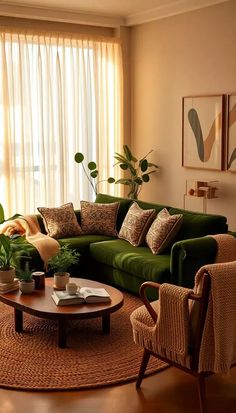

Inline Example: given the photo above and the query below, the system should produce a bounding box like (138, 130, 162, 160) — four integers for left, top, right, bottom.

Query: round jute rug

(0, 292, 168, 391)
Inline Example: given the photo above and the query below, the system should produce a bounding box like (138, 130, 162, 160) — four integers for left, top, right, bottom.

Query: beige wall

(130, 0, 236, 230)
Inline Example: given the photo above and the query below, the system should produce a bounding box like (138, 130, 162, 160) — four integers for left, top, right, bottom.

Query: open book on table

(51, 286, 111, 306)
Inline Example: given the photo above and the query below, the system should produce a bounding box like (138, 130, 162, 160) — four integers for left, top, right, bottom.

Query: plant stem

(82, 163, 97, 195)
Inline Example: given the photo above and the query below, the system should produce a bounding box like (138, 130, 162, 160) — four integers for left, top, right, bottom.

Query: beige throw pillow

(80, 201, 120, 236)
(37, 203, 83, 239)
(118, 202, 156, 247)
(146, 208, 183, 254)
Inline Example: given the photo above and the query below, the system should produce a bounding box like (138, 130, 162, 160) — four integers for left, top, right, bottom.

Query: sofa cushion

(146, 208, 183, 254)
(37, 203, 83, 239)
(80, 201, 120, 236)
(95, 193, 132, 231)
(118, 202, 156, 246)
(90, 239, 171, 283)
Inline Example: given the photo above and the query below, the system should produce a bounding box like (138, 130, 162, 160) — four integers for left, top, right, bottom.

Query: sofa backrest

(168, 207, 228, 240)
(95, 193, 132, 231)
(36, 194, 228, 241)
(95, 193, 228, 240)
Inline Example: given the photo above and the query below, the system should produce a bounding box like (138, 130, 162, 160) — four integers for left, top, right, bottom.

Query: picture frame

(227, 94, 236, 172)
(182, 95, 224, 170)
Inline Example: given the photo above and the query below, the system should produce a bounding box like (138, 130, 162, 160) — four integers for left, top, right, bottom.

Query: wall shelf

(184, 180, 219, 213)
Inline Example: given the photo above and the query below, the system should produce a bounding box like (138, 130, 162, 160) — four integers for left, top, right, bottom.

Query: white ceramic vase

(54, 272, 70, 289)
(19, 279, 35, 294)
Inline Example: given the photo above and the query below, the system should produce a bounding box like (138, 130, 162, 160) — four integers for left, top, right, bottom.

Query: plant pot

(54, 272, 70, 289)
(19, 279, 35, 294)
(0, 267, 15, 283)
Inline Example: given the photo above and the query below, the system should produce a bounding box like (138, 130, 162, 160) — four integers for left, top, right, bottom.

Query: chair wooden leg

(197, 374, 206, 413)
(136, 349, 151, 388)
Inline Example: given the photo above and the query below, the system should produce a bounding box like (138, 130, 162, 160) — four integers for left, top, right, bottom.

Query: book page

(79, 287, 110, 299)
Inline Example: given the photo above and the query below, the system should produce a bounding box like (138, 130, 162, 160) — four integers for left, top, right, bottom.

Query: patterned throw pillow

(80, 201, 120, 236)
(118, 202, 156, 247)
(37, 203, 83, 239)
(146, 208, 183, 254)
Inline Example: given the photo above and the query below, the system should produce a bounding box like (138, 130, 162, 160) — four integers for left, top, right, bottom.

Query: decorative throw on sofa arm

(0, 215, 59, 269)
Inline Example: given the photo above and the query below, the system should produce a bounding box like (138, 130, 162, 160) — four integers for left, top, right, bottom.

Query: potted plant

(0, 203, 29, 283)
(110, 145, 159, 199)
(74, 144, 159, 199)
(48, 244, 80, 289)
(0, 234, 16, 283)
(16, 261, 35, 294)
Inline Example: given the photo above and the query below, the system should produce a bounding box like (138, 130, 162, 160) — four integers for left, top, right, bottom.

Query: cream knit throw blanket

(194, 234, 236, 373)
(0, 216, 59, 269)
(211, 233, 236, 263)
(195, 260, 236, 374)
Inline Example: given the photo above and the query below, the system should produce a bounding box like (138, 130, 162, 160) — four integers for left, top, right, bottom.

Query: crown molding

(126, 0, 230, 26)
(0, 0, 230, 28)
(0, 2, 125, 28)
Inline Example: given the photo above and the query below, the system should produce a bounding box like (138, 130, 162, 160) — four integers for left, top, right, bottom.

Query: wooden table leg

(14, 309, 23, 332)
(58, 319, 67, 348)
(102, 314, 110, 334)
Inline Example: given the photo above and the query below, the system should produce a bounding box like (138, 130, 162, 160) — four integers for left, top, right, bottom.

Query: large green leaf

(90, 170, 98, 178)
(142, 174, 150, 182)
(140, 159, 148, 172)
(114, 154, 131, 164)
(123, 145, 132, 161)
(74, 152, 84, 163)
(129, 166, 137, 176)
(107, 177, 115, 183)
(88, 161, 97, 171)
(134, 177, 143, 185)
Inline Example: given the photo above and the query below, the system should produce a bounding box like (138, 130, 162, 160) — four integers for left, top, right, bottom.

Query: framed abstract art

(182, 95, 224, 170)
(227, 94, 236, 172)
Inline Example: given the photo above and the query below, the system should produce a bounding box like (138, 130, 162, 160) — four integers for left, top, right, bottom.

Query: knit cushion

(118, 202, 156, 247)
(37, 203, 83, 239)
(146, 208, 183, 254)
(80, 201, 120, 236)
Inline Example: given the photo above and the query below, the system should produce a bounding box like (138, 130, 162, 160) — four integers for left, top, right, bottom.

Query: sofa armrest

(170, 236, 217, 288)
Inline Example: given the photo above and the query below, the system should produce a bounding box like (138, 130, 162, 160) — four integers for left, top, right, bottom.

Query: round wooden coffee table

(0, 278, 124, 348)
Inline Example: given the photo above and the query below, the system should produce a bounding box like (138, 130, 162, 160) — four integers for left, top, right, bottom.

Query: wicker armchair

(130, 261, 236, 413)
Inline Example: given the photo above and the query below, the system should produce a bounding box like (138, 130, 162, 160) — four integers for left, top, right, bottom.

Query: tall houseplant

(74, 145, 159, 200)
(111, 145, 159, 199)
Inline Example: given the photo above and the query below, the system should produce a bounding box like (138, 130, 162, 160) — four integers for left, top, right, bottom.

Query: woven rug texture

(0, 292, 168, 391)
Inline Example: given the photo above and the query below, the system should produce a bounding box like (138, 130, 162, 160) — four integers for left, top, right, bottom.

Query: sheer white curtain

(0, 31, 123, 217)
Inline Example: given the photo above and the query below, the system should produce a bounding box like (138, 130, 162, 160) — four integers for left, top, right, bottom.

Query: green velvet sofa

(14, 193, 229, 298)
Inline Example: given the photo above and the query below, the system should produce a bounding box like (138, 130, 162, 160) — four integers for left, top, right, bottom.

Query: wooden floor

(0, 365, 235, 413)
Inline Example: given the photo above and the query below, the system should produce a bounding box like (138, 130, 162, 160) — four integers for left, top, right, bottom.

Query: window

(0, 32, 123, 216)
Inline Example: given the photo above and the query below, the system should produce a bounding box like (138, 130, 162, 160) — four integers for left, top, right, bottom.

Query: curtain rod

(0, 25, 121, 44)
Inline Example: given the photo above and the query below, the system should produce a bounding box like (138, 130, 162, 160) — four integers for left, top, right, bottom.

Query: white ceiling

(0, 0, 230, 27)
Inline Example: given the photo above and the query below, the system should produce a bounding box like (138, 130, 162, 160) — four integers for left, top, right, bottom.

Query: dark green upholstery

(11, 193, 229, 298)
(90, 239, 170, 283)
(169, 207, 228, 240)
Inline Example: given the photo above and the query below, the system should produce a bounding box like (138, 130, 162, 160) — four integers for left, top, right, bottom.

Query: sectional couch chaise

(11, 193, 229, 298)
